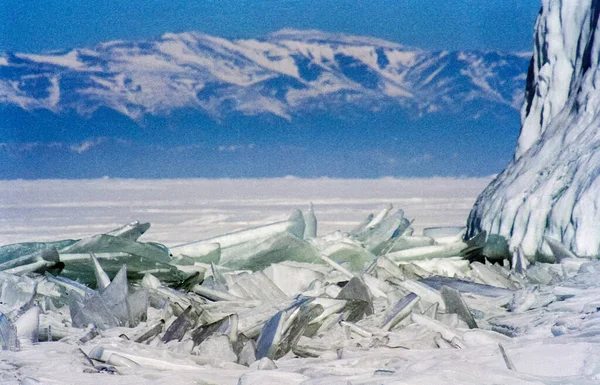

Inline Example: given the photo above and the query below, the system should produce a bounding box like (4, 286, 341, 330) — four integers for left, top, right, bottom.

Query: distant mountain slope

(0, 29, 530, 121)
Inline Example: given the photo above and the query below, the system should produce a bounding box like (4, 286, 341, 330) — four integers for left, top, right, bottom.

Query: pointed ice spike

(304, 203, 317, 239)
(162, 305, 193, 343)
(367, 204, 393, 229)
(106, 221, 151, 241)
(422, 302, 439, 319)
(0, 312, 19, 351)
(544, 236, 578, 262)
(90, 253, 111, 290)
(336, 276, 373, 320)
(14, 306, 40, 346)
(440, 286, 478, 329)
(381, 292, 419, 331)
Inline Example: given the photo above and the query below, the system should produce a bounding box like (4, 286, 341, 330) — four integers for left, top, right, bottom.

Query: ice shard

(336, 276, 373, 320)
(14, 306, 40, 345)
(440, 286, 478, 329)
(169, 242, 220, 264)
(106, 221, 151, 241)
(304, 203, 317, 239)
(162, 305, 194, 343)
(0, 312, 18, 351)
(381, 292, 419, 331)
(90, 253, 111, 290)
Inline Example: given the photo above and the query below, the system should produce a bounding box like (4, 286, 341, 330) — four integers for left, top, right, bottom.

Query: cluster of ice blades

(1, 205, 599, 384)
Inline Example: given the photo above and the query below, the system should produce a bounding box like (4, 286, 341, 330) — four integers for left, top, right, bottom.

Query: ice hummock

(466, 0, 600, 259)
(0, 200, 600, 383)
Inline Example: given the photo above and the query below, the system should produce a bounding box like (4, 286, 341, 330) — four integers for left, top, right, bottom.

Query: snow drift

(466, 0, 600, 259)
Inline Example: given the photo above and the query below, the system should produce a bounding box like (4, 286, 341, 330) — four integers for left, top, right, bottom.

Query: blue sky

(0, 0, 542, 179)
(1, 0, 540, 53)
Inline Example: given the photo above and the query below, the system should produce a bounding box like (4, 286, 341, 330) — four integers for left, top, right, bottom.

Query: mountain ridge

(0, 29, 530, 122)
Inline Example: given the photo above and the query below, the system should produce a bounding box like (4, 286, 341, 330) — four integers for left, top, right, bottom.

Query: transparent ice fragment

(106, 221, 151, 241)
(162, 305, 194, 343)
(320, 243, 376, 271)
(0, 240, 75, 265)
(90, 253, 111, 290)
(220, 232, 318, 270)
(303, 203, 317, 239)
(228, 272, 287, 303)
(336, 276, 373, 321)
(170, 242, 220, 265)
(423, 227, 466, 244)
(381, 292, 419, 331)
(0, 247, 60, 272)
(263, 261, 327, 296)
(0, 312, 18, 351)
(388, 235, 435, 252)
(256, 301, 323, 360)
(419, 276, 512, 298)
(440, 286, 478, 329)
(14, 306, 40, 346)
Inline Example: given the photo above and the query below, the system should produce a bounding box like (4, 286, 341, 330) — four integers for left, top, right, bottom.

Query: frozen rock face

(466, 0, 600, 258)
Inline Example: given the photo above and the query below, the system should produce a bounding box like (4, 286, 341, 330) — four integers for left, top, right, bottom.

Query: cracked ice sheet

(0, 177, 491, 246)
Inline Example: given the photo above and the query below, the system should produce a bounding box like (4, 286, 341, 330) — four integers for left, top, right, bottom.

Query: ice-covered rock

(467, 0, 600, 259)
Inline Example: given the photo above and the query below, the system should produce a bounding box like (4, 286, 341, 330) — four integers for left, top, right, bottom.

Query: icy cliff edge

(466, 0, 600, 258)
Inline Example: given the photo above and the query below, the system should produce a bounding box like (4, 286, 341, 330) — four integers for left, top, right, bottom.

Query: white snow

(0, 177, 491, 246)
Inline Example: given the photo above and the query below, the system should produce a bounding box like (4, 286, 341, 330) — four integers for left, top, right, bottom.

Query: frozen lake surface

(0, 177, 492, 246)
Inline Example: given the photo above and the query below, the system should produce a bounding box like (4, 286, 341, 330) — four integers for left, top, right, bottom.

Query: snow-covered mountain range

(0, 29, 529, 121)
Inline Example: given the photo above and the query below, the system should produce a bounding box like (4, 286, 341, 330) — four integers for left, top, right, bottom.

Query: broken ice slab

(396, 279, 446, 311)
(162, 305, 195, 343)
(133, 320, 165, 343)
(228, 272, 287, 303)
(381, 292, 420, 331)
(336, 276, 374, 321)
(256, 301, 323, 360)
(440, 285, 478, 329)
(419, 276, 512, 298)
(0, 240, 76, 264)
(70, 265, 148, 330)
(0, 312, 18, 351)
(175, 209, 306, 255)
(59, 251, 184, 285)
(169, 242, 220, 264)
(355, 209, 412, 255)
(106, 221, 151, 241)
(319, 242, 376, 271)
(411, 313, 464, 346)
(191, 314, 235, 347)
(387, 240, 469, 262)
(374, 255, 405, 281)
(60, 234, 169, 261)
(423, 226, 466, 244)
(0, 248, 60, 272)
(14, 306, 40, 346)
(263, 261, 328, 297)
(219, 231, 318, 270)
(388, 235, 435, 253)
(470, 262, 516, 289)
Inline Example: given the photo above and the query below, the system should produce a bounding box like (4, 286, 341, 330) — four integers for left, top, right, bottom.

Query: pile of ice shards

(0, 204, 599, 384)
